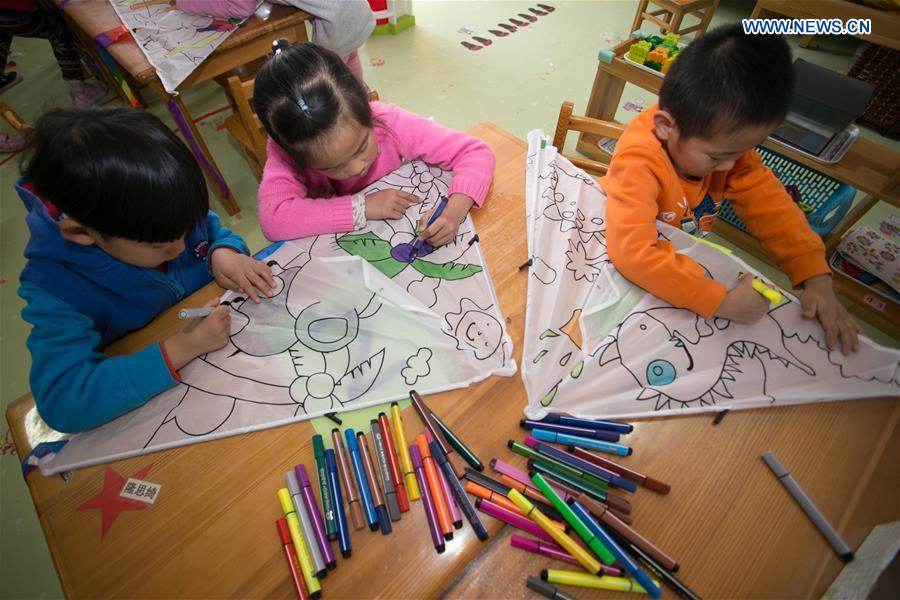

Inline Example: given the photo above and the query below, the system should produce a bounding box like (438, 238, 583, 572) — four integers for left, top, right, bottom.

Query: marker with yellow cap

(277, 488, 321, 598)
(541, 568, 658, 594)
(739, 272, 784, 304)
(506, 488, 603, 576)
(391, 402, 421, 500)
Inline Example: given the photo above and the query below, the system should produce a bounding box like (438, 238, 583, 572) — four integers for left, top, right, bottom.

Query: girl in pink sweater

(254, 42, 495, 243)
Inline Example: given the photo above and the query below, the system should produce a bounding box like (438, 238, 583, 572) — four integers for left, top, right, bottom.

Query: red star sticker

(76, 464, 154, 538)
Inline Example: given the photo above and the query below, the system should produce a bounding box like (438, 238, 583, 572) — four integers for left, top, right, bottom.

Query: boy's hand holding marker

(418, 193, 474, 247)
(800, 274, 861, 356)
(164, 297, 231, 370)
(209, 247, 276, 303)
(714, 275, 771, 324)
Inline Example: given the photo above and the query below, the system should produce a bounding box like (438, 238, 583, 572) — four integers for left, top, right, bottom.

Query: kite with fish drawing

(521, 130, 899, 421)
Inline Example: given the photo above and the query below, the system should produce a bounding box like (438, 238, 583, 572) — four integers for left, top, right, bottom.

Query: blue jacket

(17, 178, 249, 433)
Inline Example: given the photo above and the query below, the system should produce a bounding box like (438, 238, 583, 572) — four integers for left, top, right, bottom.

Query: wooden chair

(630, 0, 720, 39)
(222, 77, 380, 181)
(552, 101, 625, 177)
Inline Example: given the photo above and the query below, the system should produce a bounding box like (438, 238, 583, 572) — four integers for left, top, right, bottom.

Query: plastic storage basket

(717, 146, 856, 238)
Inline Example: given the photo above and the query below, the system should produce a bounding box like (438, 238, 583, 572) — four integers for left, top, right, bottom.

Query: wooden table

(579, 37, 900, 338)
(7, 123, 899, 599)
(57, 0, 311, 215)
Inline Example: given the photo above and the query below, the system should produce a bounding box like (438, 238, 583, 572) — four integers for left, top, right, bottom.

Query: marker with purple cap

(409, 195, 449, 261)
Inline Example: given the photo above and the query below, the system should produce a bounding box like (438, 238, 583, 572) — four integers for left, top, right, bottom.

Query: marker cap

(312, 435, 326, 459)
(277, 488, 294, 515)
(344, 428, 359, 452)
(409, 444, 424, 469)
(286, 471, 301, 495)
(295, 464, 312, 488)
(276, 518, 292, 544)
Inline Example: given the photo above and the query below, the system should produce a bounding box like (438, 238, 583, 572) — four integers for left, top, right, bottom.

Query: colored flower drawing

(337, 230, 483, 281)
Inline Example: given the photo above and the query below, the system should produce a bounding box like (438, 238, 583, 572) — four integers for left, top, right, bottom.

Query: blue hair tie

(296, 95, 312, 117)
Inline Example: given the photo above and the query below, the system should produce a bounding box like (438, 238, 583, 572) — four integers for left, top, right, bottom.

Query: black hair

(22, 106, 208, 242)
(658, 24, 794, 139)
(253, 41, 373, 168)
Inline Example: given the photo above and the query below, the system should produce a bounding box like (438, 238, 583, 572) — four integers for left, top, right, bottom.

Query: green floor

(0, 1, 896, 597)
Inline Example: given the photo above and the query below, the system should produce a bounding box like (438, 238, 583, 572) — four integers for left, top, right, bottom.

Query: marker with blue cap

(345, 428, 379, 530)
(532, 428, 632, 457)
(569, 499, 661, 598)
(409, 196, 449, 260)
(324, 449, 351, 558)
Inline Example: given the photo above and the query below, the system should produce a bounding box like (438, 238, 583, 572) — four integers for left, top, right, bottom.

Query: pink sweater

(257, 102, 496, 241)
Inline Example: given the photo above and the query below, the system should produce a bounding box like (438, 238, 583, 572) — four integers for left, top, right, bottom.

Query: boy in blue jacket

(18, 107, 276, 433)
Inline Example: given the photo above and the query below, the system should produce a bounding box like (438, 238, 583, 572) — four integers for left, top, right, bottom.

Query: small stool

(630, 0, 720, 39)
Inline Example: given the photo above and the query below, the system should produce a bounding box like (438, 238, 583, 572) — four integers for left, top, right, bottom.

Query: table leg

(155, 85, 241, 216)
(585, 64, 626, 122)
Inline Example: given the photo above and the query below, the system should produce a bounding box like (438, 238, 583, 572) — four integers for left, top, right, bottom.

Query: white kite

(110, 0, 246, 93)
(522, 130, 899, 421)
(41, 161, 515, 474)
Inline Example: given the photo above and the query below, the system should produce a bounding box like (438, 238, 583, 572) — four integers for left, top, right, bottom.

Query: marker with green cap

(312, 435, 337, 540)
(530, 472, 615, 565)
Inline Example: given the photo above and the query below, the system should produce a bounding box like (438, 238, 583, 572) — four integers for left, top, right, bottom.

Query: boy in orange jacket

(604, 24, 860, 355)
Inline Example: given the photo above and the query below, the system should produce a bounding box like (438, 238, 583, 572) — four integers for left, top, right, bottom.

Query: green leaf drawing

(570, 361, 584, 379)
(540, 381, 560, 407)
(336, 232, 394, 262)
(533, 350, 548, 364)
(370, 258, 408, 279)
(539, 329, 559, 340)
(410, 259, 483, 281)
(560, 352, 572, 367)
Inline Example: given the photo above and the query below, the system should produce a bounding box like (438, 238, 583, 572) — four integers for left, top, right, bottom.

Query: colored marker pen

(409, 195, 448, 259)
(370, 419, 401, 521)
(391, 402, 421, 501)
(510, 439, 607, 488)
(475, 498, 555, 543)
(312, 435, 338, 540)
(378, 412, 410, 512)
(178, 306, 215, 319)
(286, 471, 326, 577)
(569, 500, 661, 598)
(425, 429, 462, 529)
(432, 412, 484, 471)
(529, 460, 632, 516)
(295, 464, 336, 569)
(511, 534, 622, 576)
(463, 468, 569, 524)
(409, 444, 445, 553)
(533, 441, 637, 493)
(506, 488, 603, 576)
(345, 428, 379, 530)
(521, 418, 621, 443)
(540, 414, 633, 434)
(324, 449, 351, 558)
(332, 428, 366, 531)
(531, 472, 615, 565)
(409, 390, 466, 477)
(276, 518, 310, 600)
(416, 434, 454, 540)
(569, 446, 671, 494)
(531, 427, 632, 457)
(277, 488, 321, 598)
(527, 575, 577, 600)
(576, 493, 678, 572)
(357, 432, 392, 535)
(429, 439, 488, 541)
(542, 568, 659, 594)
(493, 458, 580, 502)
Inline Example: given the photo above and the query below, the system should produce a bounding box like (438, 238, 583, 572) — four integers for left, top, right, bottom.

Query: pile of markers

(273, 392, 489, 599)
(464, 415, 700, 600)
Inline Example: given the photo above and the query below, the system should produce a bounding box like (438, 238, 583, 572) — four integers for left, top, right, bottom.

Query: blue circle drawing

(646, 359, 676, 386)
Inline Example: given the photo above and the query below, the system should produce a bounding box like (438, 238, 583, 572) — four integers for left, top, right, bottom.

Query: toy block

(627, 40, 652, 64)
(646, 47, 669, 63)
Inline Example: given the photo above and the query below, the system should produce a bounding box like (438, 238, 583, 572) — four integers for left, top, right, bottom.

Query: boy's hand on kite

(163, 297, 231, 370)
(714, 275, 770, 324)
(800, 274, 861, 355)
(418, 194, 473, 247)
(210, 248, 276, 303)
(366, 189, 422, 220)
